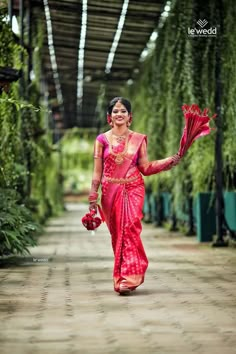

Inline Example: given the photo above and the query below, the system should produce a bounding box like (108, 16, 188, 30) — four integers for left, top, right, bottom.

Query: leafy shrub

(0, 188, 41, 256)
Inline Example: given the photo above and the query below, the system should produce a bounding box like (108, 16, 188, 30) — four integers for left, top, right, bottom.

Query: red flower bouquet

(81, 205, 105, 231)
(178, 104, 216, 157)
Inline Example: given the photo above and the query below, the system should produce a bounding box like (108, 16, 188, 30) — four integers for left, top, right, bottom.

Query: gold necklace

(108, 131, 129, 164)
(113, 134, 126, 143)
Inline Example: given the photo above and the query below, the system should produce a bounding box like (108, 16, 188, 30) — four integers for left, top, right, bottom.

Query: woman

(88, 97, 182, 295)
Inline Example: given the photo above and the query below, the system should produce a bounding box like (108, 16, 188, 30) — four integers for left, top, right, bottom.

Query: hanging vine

(221, 0, 236, 189)
(0, 10, 64, 255)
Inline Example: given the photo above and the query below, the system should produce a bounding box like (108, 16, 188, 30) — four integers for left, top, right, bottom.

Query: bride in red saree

(88, 97, 214, 295)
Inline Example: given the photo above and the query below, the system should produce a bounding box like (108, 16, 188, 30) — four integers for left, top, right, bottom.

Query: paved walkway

(0, 203, 236, 354)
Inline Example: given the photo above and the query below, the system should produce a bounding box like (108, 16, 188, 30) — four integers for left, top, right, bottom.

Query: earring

(107, 114, 114, 127)
(107, 114, 112, 124)
(127, 113, 132, 127)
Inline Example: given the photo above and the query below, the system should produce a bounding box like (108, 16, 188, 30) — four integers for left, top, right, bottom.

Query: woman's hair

(107, 97, 132, 114)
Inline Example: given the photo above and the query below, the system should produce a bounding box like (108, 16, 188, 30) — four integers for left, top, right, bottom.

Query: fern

(0, 188, 41, 256)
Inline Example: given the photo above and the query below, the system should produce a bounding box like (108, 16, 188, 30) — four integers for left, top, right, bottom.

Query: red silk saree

(100, 132, 148, 292)
(91, 104, 215, 293)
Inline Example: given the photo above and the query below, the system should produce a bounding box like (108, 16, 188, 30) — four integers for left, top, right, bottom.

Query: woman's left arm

(137, 139, 181, 176)
(88, 139, 104, 212)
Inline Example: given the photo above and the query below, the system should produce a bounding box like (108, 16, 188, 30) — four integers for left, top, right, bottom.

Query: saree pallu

(101, 132, 148, 292)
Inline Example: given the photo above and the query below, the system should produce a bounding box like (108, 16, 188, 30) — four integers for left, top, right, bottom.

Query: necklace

(111, 131, 127, 143)
(114, 135, 126, 143)
(108, 131, 129, 164)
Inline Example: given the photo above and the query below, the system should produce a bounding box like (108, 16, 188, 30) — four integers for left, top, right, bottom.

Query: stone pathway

(0, 203, 236, 354)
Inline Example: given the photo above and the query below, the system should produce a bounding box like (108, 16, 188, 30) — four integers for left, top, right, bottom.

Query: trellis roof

(31, 0, 166, 128)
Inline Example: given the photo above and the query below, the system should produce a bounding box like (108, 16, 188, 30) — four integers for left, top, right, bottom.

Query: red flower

(81, 205, 105, 231)
(82, 211, 102, 230)
(178, 104, 216, 157)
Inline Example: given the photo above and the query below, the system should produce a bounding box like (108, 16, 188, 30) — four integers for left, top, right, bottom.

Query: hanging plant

(221, 0, 236, 189)
(0, 10, 64, 256)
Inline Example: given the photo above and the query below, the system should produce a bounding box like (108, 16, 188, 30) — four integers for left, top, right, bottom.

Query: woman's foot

(119, 283, 131, 295)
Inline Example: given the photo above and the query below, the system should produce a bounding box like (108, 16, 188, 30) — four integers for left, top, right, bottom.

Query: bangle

(88, 192, 98, 202)
(171, 154, 181, 166)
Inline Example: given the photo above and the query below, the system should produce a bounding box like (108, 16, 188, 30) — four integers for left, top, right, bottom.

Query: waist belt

(104, 175, 139, 184)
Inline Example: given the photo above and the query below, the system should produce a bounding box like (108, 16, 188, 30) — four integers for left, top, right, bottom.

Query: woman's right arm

(88, 139, 103, 212)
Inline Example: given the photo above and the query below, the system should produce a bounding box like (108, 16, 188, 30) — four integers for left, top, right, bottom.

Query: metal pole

(27, 0, 32, 88)
(19, 0, 32, 198)
(19, 0, 24, 48)
(19, 0, 24, 96)
(8, 0, 13, 27)
(26, 0, 32, 197)
(212, 0, 228, 247)
(186, 196, 195, 236)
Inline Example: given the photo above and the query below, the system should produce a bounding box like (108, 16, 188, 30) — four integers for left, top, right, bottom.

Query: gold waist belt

(104, 175, 139, 184)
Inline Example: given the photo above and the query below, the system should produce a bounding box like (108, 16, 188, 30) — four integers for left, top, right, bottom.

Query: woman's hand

(89, 202, 97, 214)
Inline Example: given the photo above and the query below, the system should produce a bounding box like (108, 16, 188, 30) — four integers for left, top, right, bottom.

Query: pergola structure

(11, 0, 167, 129)
(5, 0, 229, 247)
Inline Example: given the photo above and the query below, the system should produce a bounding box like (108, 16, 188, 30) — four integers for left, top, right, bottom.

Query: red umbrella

(178, 104, 216, 157)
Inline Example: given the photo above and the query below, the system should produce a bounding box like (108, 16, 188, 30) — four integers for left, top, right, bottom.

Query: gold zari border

(104, 175, 139, 184)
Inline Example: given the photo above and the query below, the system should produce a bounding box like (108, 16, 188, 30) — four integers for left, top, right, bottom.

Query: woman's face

(111, 101, 130, 127)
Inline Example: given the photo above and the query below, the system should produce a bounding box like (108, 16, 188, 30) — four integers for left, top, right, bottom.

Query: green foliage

(0, 188, 41, 256)
(31, 144, 64, 222)
(0, 12, 64, 255)
(61, 128, 95, 193)
(0, 11, 15, 67)
(221, 0, 236, 188)
(0, 91, 27, 191)
(0, 10, 25, 69)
